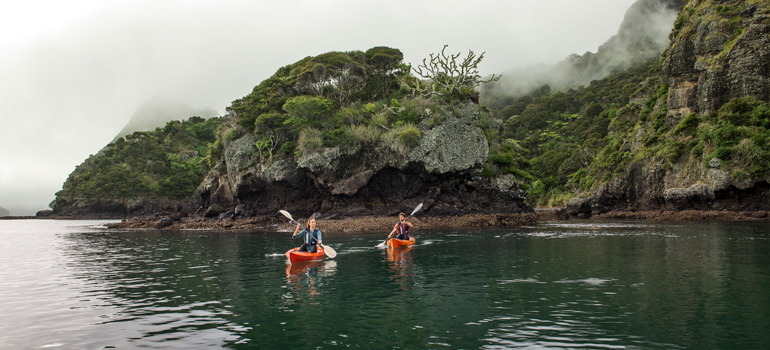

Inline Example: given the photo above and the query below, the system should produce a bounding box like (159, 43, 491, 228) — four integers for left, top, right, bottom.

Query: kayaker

(293, 217, 322, 253)
(388, 212, 413, 240)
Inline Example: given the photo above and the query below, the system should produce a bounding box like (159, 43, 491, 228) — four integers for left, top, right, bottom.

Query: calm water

(1, 219, 769, 349)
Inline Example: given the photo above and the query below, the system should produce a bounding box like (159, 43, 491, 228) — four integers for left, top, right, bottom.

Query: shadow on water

(2, 220, 769, 349)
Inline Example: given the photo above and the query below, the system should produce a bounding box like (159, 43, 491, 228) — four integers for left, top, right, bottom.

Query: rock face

(664, 0, 770, 116)
(199, 102, 529, 218)
(568, 0, 770, 217)
(0, 205, 9, 217)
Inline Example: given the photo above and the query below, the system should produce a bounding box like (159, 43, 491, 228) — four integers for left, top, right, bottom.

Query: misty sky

(0, 0, 636, 215)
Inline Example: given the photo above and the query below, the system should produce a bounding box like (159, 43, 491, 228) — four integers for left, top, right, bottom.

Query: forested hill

(50, 117, 221, 216)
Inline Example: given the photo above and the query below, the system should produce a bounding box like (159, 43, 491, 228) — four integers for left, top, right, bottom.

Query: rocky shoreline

(106, 212, 540, 232)
(591, 210, 769, 221)
(100, 208, 769, 232)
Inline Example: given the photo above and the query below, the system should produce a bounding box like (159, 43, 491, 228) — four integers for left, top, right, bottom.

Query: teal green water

(1, 219, 769, 349)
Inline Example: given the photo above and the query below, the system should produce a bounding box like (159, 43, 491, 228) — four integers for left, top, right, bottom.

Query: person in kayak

(293, 217, 322, 253)
(388, 212, 413, 241)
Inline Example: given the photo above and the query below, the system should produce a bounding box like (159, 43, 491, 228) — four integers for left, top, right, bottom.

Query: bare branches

(255, 131, 278, 163)
(410, 45, 501, 98)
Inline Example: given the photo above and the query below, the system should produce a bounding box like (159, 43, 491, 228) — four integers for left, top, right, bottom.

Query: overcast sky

(0, 0, 637, 216)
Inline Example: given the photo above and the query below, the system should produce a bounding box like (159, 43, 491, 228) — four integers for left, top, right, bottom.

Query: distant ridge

(114, 96, 218, 141)
(482, 0, 685, 104)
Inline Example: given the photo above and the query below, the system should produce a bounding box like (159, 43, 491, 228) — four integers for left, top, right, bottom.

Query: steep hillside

(567, 0, 770, 216)
(489, 60, 660, 207)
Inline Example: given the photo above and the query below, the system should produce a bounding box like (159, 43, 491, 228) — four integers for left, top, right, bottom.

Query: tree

(282, 96, 334, 134)
(410, 45, 501, 100)
(365, 46, 407, 100)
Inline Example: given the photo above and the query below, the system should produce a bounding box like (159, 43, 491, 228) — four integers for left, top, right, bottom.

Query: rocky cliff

(199, 102, 529, 219)
(568, 0, 770, 217)
(664, 0, 770, 115)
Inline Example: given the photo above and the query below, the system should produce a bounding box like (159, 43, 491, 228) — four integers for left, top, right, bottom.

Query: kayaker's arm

(387, 223, 400, 237)
(292, 224, 302, 237)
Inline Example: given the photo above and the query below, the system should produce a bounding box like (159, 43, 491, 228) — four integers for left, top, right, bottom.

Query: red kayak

(286, 246, 325, 264)
(387, 236, 416, 248)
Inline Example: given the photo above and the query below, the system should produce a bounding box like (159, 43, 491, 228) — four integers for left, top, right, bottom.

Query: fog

(0, 0, 636, 216)
(485, 0, 682, 98)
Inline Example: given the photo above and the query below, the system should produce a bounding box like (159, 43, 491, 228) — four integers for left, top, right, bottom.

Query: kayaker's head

(399, 212, 406, 222)
(306, 217, 316, 229)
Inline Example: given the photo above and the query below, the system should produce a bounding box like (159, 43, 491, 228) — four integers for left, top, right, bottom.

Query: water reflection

(284, 260, 337, 303)
(386, 246, 415, 291)
(386, 246, 413, 268)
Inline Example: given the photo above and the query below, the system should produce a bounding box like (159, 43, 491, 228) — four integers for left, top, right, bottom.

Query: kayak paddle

(377, 202, 423, 248)
(279, 210, 336, 258)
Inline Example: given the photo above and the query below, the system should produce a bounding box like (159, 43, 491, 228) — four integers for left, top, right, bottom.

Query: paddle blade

(278, 210, 293, 221)
(375, 237, 390, 249)
(322, 245, 337, 258)
(410, 203, 423, 216)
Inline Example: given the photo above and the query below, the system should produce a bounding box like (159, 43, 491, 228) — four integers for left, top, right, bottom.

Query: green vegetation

(228, 46, 496, 161)
(586, 95, 770, 185)
(481, 60, 657, 206)
(57, 116, 222, 200)
(482, 53, 770, 207)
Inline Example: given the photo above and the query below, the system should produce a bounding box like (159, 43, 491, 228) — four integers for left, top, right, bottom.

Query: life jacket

(396, 221, 410, 238)
(303, 228, 320, 246)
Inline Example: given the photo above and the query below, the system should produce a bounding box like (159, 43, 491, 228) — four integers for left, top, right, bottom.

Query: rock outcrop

(664, 0, 770, 116)
(199, 102, 529, 218)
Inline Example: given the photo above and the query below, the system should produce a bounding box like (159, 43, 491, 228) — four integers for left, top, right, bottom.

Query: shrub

(505, 167, 534, 179)
(749, 165, 766, 177)
(690, 142, 705, 158)
(344, 124, 382, 145)
(395, 124, 421, 147)
(363, 103, 378, 114)
(481, 166, 496, 177)
(226, 128, 241, 141)
(673, 113, 699, 134)
(718, 96, 763, 126)
(489, 152, 515, 166)
(298, 127, 324, 154)
(383, 123, 421, 153)
(733, 138, 762, 167)
(712, 145, 733, 160)
(283, 96, 334, 134)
